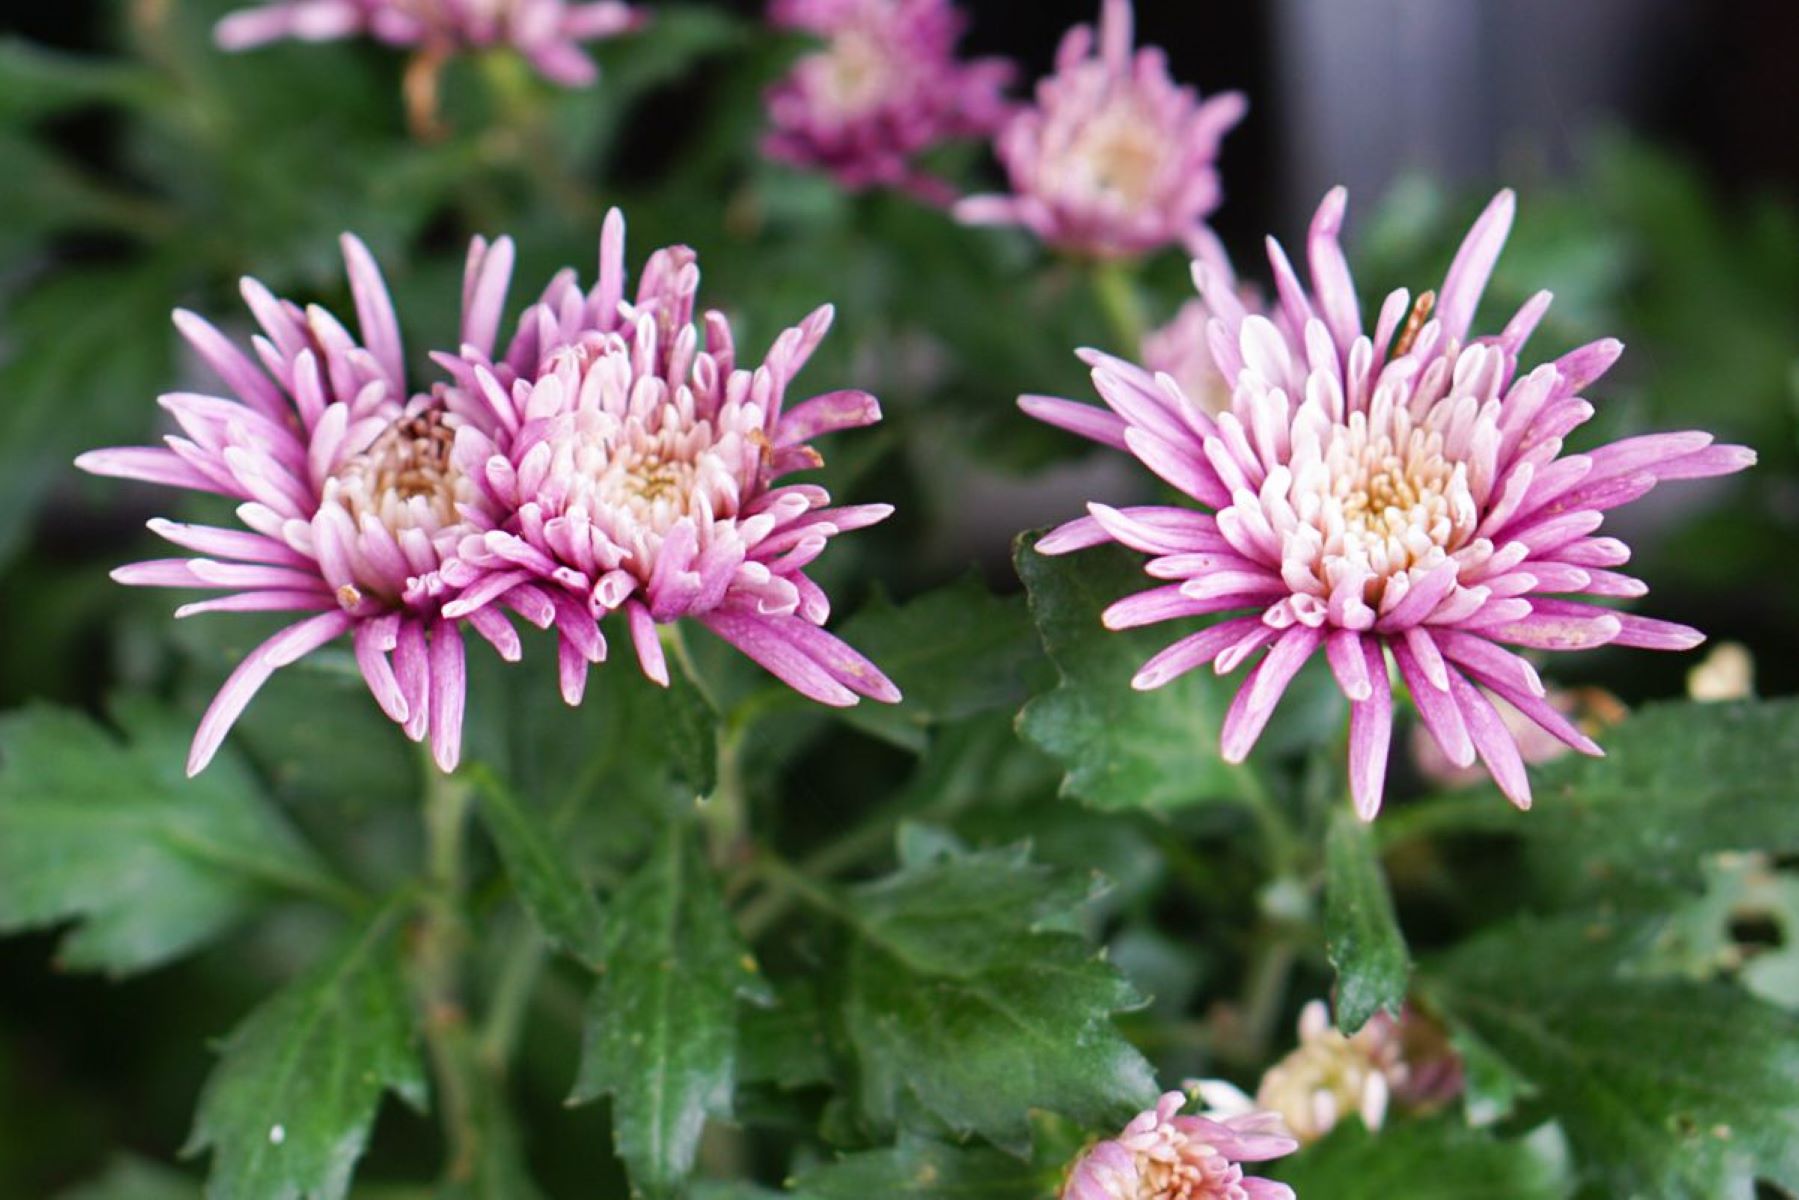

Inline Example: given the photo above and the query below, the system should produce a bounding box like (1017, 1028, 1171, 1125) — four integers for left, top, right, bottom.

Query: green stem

(1234, 761, 1304, 879)
(1235, 936, 1298, 1067)
(1091, 259, 1150, 356)
(662, 623, 751, 866)
(478, 932, 547, 1072)
(409, 753, 485, 1186)
(745, 849, 857, 932)
(734, 787, 932, 938)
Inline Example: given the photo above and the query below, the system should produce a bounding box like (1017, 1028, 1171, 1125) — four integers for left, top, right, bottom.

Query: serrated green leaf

(1014, 535, 1243, 811)
(55, 1156, 197, 1200)
(1636, 853, 1799, 1009)
(791, 1135, 1042, 1199)
(1513, 700, 1799, 903)
(0, 699, 349, 975)
(471, 768, 606, 969)
(1324, 809, 1410, 1031)
(1273, 1120, 1565, 1199)
(837, 577, 1051, 750)
(571, 823, 769, 1197)
(186, 906, 427, 1200)
(1432, 914, 1799, 1198)
(840, 842, 1155, 1148)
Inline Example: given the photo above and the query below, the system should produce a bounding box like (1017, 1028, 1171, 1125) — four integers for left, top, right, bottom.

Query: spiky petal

(436, 208, 901, 708)
(76, 236, 531, 774)
(1023, 186, 1755, 817)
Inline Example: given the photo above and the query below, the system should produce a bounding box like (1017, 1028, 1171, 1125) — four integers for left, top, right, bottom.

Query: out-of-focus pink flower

(1412, 683, 1626, 788)
(77, 237, 536, 774)
(1197, 1002, 1464, 1147)
(1062, 1090, 1297, 1200)
(763, 0, 1013, 204)
(1252, 1001, 1403, 1145)
(215, 0, 644, 87)
(433, 209, 901, 708)
(1142, 247, 1266, 418)
(957, 0, 1245, 259)
(1023, 187, 1756, 816)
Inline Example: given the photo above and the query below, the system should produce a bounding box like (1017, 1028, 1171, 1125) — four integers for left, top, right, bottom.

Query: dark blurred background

(11, 1, 1798, 223)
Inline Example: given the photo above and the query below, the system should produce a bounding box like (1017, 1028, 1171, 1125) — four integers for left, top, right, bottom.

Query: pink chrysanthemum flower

(956, 0, 1245, 259)
(1062, 1090, 1297, 1200)
(75, 237, 538, 775)
(1023, 187, 1756, 816)
(762, 0, 1013, 204)
(216, 0, 643, 87)
(432, 209, 901, 708)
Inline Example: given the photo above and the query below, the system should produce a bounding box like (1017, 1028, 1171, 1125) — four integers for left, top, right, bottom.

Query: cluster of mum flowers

(77, 0, 1760, 1194)
(79, 213, 899, 775)
(101, 0, 1751, 829)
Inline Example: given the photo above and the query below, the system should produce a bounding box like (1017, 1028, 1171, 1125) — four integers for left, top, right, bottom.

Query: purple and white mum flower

(762, 0, 1014, 204)
(1023, 187, 1755, 816)
(433, 209, 901, 709)
(216, 0, 643, 87)
(1062, 1090, 1297, 1200)
(77, 237, 536, 774)
(956, 0, 1245, 259)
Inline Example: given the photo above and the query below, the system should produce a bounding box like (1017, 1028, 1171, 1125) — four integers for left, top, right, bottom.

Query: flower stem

(409, 753, 485, 1185)
(1091, 259, 1150, 356)
(478, 932, 547, 1073)
(1235, 936, 1298, 1067)
(745, 849, 856, 932)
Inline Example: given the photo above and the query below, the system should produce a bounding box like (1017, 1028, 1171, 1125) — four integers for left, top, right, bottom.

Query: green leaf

(837, 577, 1052, 750)
(0, 38, 165, 121)
(55, 1156, 197, 1200)
(471, 768, 606, 969)
(1636, 853, 1799, 1010)
(571, 823, 769, 1197)
(186, 906, 427, 1200)
(1324, 809, 1410, 1031)
(1517, 699, 1799, 903)
(791, 1136, 1043, 1200)
(0, 699, 349, 975)
(690, 1185, 785, 1200)
(737, 979, 835, 1091)
(840, 840, 1155, 1148)
(1014, 535, 1242, 811)
(1273, 1120, 1564, 1199)
(1432, 914, 1799, 1198)
(472, 628, 717, 815)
